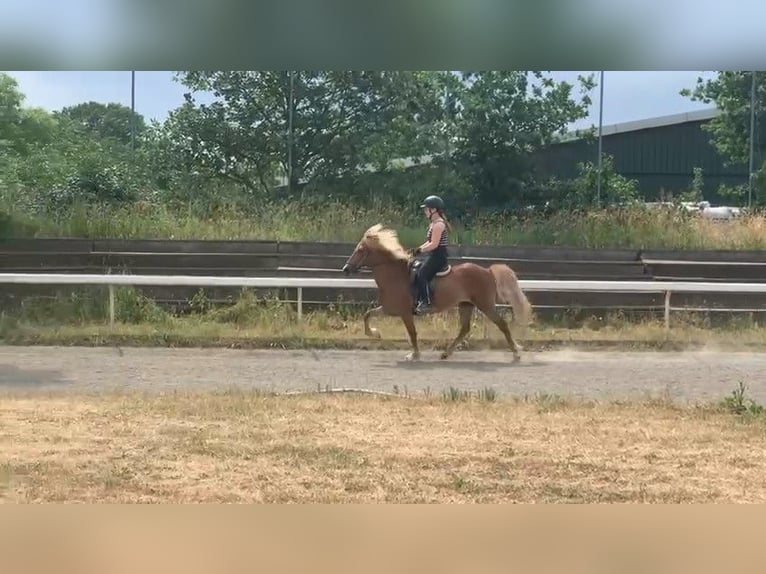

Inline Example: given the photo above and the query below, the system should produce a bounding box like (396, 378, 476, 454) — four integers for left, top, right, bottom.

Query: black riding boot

(414, 281, 431, 315)
(414, 248, 447, 315)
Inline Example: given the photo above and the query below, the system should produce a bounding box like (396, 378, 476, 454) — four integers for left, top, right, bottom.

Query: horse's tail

(489, 264, 534, 327)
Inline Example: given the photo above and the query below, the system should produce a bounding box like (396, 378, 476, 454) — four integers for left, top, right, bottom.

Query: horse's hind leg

(441, 303, 474, 360)
(477, 301, 522, 362)
(363, 305, 384, 339)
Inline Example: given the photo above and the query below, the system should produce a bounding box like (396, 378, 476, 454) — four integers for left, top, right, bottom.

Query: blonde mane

(362, 223, 411, 262)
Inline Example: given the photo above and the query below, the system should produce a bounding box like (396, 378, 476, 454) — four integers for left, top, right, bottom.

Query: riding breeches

(414, 247, 448, 303)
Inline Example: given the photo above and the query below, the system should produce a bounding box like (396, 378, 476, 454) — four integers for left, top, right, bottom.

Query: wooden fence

(3, 238, 766, 319)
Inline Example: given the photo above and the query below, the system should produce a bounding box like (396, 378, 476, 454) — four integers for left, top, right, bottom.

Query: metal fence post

(109, 284, 116, 327)
(297, 287, 303, 321)
(664, 290, 671, 330)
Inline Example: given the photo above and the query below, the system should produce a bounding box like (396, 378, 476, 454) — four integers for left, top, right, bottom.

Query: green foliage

(2, 110, 150, 215)
(170, 71, 446, 194)
(1, 286, 168, 325)
(9, 129, 142, 213)
(719, 382, 765, 417)
(442, 387, 471, 402)
(292, 162, 475, 219)
(6, 195, 766, 251)
(114, 287, 169, 324)
(691, 167, 705, 199)
(155, 70, 596, 213)
(1, 69, 602, 226)
(449, 71, 595, 211)
(680, 167, 705, 203)
(557, 154, 641, 209)
(11, 69, 766, 250)
(682, 72, 764, 166)
(0, 73, 58, 156)
(57, 101, 146, 147)
(207, 290, 298, 326)
(0, 208, 32, 238)
(10, 288, 107, 325)
(682, 72, 766, 206)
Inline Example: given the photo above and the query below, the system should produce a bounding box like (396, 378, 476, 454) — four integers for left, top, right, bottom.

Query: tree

(682, 71, 766, 205)
(57, 101, 147, 147)
(0, 73, 57, 156)
(0, 75, 151, 212)
(681, 71, 765, 166)
(447, 71, 595, 211)
(169, 71, 446, 194)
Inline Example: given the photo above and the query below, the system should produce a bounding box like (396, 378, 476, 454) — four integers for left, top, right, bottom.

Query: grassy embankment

(6, 199, 766, 249)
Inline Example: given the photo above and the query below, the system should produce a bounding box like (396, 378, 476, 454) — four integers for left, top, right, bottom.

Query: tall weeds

(4, 198, 766, 250)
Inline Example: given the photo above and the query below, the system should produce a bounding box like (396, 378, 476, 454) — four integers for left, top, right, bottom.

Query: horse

(341, 223, 534, 362)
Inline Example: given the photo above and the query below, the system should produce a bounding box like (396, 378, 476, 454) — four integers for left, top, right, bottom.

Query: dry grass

(1, 391, 765, 503)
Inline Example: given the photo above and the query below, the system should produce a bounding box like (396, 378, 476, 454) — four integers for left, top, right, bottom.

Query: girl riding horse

(412, 195, 452, 315)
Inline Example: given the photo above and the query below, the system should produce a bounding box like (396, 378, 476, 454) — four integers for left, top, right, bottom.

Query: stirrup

(414, 300, 431, 315)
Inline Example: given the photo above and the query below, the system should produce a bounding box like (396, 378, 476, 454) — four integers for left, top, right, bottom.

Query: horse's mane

(362, 224, 411, 262)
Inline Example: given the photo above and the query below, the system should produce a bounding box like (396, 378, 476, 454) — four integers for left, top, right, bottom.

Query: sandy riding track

(1, 346, 764, 404)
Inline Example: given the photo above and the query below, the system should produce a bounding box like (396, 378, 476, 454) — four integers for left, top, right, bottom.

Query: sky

(4, 70, 719, 132)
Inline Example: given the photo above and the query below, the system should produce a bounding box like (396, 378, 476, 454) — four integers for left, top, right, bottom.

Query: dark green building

(533, 108, 749, 204)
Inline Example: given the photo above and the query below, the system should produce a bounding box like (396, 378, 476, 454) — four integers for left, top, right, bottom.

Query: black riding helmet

(420, 195, 445, 210)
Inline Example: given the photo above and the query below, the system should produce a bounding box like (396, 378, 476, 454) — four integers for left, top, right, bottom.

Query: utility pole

(130, 71, 136, 152)
(749, 70, 757, 208)
(596, 70, 604, 208)
(287, 71, 295, 195)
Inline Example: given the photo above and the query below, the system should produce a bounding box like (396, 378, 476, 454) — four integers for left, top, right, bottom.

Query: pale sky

(4, 70, 719, 131)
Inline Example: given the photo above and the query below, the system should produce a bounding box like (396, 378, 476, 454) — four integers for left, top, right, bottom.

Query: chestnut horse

(341, 224, 533, 362)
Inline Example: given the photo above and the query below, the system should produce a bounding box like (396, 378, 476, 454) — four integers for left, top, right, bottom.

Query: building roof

(557, 107, 719, 142)
(274, 107, 723, 185)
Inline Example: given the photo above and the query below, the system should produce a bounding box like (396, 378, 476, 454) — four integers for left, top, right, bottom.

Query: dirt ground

(0, 345, 764, 404)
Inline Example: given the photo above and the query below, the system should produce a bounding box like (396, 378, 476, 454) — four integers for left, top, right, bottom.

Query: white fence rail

(2, 273, 766, 329)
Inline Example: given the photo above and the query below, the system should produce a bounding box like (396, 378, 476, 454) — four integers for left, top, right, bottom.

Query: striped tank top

(426, 218, 449, 248)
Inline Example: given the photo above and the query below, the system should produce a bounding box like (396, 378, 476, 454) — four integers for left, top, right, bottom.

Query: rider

(412, 194, 452, 315)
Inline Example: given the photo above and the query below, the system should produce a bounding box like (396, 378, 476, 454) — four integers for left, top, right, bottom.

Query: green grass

(5, 198, 766, 249)
(3, 285, 766, 351)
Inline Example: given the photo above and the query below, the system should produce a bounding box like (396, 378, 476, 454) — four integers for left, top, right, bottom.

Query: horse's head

(341, 238, 372, 275)
(342, 224, 410, 275)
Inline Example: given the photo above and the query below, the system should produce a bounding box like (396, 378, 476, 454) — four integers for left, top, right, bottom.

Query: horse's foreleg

(363, 305, 384, 339)
(401, 313, 420, 361)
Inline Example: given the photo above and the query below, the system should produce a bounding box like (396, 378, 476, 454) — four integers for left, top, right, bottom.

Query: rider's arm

(417, 221, 445, 253)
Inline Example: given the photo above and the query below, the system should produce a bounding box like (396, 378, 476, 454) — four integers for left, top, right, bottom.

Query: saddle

(409, 259, 452, 280)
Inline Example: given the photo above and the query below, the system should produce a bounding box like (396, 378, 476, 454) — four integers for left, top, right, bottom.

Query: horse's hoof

(440, 351, 450, 360)
(405, 352, 420, 362)
(512, 353, 522, 363)
(366, 329, 382, 339)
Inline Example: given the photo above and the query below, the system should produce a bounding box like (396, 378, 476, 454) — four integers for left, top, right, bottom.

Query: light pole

(130, 71, 136, 152)
(748, 71, 757, 208)
(596, 70, 604, 208)
(287, 71, 294, 194)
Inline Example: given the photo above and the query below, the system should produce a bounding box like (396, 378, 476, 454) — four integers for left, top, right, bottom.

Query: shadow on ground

(0, 364, 70, 388)
(387, 359, 547, 372)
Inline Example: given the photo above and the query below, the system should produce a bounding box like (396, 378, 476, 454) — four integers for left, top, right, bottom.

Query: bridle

(352, 247, 371, 270)
(345, 242, 410, 273)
